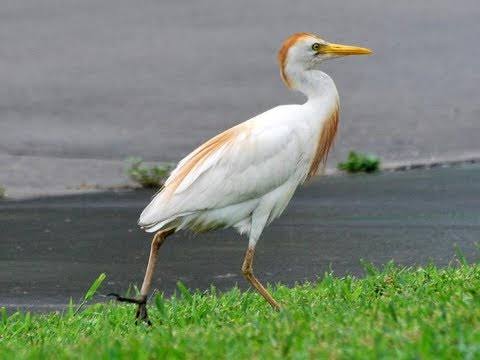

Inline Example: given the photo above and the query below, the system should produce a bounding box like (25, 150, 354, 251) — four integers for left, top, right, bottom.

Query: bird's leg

(109, 229, 174, 325)
(135, 229, 174, 323)
(241, 246, 281, 310)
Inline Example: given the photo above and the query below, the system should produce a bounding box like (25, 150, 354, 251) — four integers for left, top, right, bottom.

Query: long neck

(289, 69, 338, 101)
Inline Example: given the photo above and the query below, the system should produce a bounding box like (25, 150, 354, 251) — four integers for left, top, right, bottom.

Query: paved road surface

(1, 166, 479, 311)
(1, 0, 479, 197)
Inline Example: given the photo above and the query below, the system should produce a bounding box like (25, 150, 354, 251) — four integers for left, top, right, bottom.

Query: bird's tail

(138, 196, 193, 233)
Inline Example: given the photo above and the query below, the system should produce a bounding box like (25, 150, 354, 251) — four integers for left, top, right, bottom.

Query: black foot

(135, 302, 151, 326)
(107, 293, 144, 304)
(108, 293, 151, 325)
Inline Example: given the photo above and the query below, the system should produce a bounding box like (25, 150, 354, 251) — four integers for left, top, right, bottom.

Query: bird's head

(278, 32, 372, 89)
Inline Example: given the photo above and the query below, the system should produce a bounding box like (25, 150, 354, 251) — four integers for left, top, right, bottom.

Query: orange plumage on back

(163, 123, 248, 195)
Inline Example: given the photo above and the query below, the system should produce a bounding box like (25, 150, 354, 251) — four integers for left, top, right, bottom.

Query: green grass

(338, 151, 381, 173)
(0, 185, 4, 198)
(126, 157, 174, 189)
(1, 262, 480, 359)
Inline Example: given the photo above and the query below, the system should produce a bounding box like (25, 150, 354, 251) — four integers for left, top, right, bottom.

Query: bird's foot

(108, 293, 151, 325)
(272, 302, 282, 311)
(107, 293, 144, 304)
(135, 301, 151, 325)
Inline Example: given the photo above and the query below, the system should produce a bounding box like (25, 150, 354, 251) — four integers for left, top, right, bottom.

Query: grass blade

(84, 273, 107, 301)
(74, 273, 107, 315)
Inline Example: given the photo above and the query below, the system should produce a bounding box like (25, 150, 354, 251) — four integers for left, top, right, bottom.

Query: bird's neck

(290, 69, 338, 101)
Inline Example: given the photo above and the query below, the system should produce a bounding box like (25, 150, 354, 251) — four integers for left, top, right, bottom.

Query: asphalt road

(1, 165, 479, 311)
(1, 1, 479, 189)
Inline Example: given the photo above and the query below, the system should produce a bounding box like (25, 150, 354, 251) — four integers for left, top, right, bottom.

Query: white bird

(111, 32, 372, 323)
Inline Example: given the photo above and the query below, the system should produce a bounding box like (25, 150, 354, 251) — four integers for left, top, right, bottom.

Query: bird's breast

(299, 97, 340, 181)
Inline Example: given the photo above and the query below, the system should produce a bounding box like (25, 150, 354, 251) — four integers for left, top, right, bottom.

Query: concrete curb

(2, 152, 480, 200)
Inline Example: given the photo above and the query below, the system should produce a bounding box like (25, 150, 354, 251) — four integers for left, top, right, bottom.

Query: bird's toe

(135, 303, 151, 325)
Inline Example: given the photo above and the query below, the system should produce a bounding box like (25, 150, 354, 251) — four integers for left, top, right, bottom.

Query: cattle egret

(110, 32, 372, 323)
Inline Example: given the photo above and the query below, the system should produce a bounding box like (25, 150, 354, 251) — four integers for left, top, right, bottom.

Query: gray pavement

(1, 0, 480, 197)
(1, 165, 479, 311)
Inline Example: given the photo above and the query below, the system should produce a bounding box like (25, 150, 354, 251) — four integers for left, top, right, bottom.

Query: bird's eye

(312, 43, 321, 51)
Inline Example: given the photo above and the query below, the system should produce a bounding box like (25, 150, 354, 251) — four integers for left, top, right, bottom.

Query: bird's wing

(139, 106, 304, 226)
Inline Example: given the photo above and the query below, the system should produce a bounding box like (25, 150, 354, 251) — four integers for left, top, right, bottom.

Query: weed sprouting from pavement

(125, 157, 174, 189)
(1, 261, 480, 359)
(338, 151, 380, 173)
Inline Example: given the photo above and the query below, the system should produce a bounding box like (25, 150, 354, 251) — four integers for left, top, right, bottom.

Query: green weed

(126, 157, 174, 189)
(338, 151, 380, 173)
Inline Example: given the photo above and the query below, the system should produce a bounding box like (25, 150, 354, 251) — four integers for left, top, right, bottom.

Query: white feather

(139, 35, 342, 244)
(140, 84, 337, 240)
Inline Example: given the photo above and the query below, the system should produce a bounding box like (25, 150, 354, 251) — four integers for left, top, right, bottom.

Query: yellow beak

(320, 42, 372, 56)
